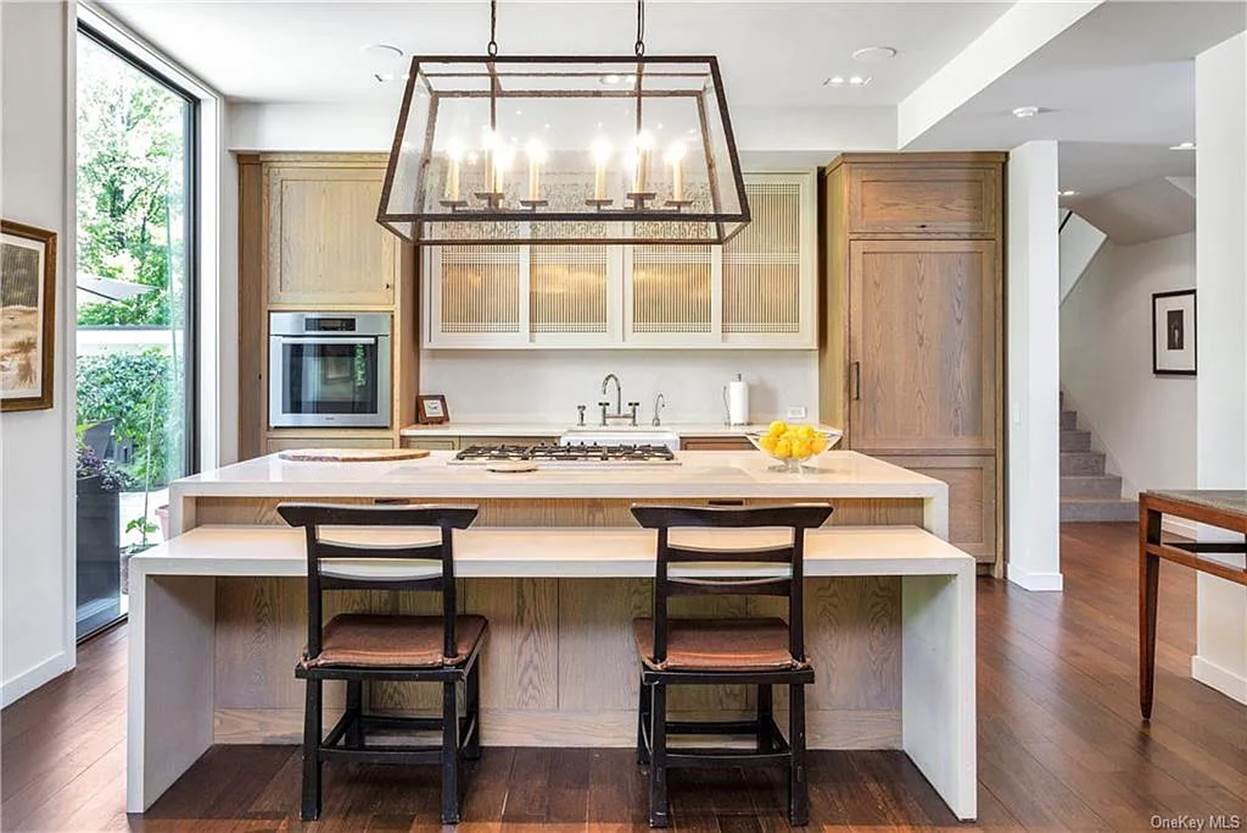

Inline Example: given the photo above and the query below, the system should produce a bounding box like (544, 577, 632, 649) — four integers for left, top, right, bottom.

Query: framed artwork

(1, 220, 57, 411)
(1152, 289, 1196, 376)
(416, 394, 450, 424)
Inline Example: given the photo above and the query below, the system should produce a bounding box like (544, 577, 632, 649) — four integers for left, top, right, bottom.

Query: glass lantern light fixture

(377, 0, 751, 246)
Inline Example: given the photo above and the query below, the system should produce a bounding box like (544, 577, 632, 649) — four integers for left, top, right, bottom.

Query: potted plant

(75, 443, 130, 635)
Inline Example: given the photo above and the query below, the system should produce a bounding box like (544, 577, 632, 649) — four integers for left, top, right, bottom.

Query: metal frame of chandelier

(376, 0, 751, 246)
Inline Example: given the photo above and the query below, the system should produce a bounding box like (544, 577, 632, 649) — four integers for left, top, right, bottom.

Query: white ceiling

(99, 1, 1011, 106)
(904, 1, 1246, 199)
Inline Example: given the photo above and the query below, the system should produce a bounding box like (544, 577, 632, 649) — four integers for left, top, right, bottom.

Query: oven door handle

(273, 336, 379, 346)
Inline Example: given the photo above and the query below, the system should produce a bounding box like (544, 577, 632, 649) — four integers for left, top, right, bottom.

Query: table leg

(1139, 504, 1161, 720)
(901, 567, 976, 821)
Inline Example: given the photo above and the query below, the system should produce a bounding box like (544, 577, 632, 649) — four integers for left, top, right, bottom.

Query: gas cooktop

(449, 443, 679, 466)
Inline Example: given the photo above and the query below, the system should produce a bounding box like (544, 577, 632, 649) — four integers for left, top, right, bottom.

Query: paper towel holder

(722, 373, 750, 426)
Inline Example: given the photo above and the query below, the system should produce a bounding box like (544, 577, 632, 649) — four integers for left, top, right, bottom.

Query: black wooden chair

(277, 502, 486, 824)
(630, 503, 833, 827)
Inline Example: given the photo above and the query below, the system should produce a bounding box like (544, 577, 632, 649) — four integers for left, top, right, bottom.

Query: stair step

(1060, 497, 1138, 523)
(1061, 410, 1077, 430)
(1061, 451, 1106, 476)
(1060, 430, 1092, 451)
(1061, 475, 1124, 498)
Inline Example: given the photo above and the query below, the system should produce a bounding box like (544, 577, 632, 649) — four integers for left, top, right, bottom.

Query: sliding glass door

(73, 25, 197, 640)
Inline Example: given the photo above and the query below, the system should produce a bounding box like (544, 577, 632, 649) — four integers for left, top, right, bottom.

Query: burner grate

(453, 442, 677, 465)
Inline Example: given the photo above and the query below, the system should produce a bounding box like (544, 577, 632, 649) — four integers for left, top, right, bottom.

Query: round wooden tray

(276, 448, 431, 463)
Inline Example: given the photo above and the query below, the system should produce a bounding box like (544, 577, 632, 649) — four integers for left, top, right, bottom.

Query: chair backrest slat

(631, 503, 832, 664)
(277, 502, 478, 663)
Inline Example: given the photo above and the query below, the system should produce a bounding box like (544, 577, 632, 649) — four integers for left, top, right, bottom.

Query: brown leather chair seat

(304, 613, 488, 669)
(632, 617, 802, 671)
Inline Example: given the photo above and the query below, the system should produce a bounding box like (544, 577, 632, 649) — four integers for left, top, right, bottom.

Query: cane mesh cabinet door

(626, 228, 717, 345)
(848, 238, 997, 454)
(265, 164, 397, 307)
(424, 225, 526, 347)
(721, 172, 817, 347)
(528, 219, 620, 346)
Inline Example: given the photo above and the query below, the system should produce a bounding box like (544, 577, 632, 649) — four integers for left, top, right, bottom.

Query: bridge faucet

(601, 373, 622, 417)
(652, 393, 667, 427)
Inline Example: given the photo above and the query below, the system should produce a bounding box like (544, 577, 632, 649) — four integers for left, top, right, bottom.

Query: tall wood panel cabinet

(820, 153, 1005, 572)
(237, 153, 418, 459)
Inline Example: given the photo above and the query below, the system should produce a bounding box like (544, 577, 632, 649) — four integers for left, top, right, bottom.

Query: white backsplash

(419, 349, 820, 425)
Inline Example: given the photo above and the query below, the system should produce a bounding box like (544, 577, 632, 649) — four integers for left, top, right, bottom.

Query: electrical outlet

(785, 406, 807, 420)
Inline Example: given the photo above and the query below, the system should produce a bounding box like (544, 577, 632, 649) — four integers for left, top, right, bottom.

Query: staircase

(1060, 395, 1138, 522)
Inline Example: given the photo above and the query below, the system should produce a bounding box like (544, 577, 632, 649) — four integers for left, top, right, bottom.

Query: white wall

(1006, 140, 1062, 591)
(421, 349, 819, 425)
(1193, 31, 1247, 705)
(1058, 211, 1106, 303)
(1, 0, 75, 705)
(1059, 233, 1197, 499)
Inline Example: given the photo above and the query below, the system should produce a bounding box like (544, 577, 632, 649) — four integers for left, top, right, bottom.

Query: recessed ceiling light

(852, 46, 898, 63)
(1012, 105, 1041, 119)
(1058, 189, 1079, 197)
(823, 76, 845, 86)
(824, 75, 870, 87)
(373, 72, 411, 84)
(848, 75, 870, 86)
(1169, 141, 1196, 151)
(362, 43, 404, 59)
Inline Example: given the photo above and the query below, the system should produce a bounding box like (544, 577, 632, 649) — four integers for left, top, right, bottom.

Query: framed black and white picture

(1152, 289, 1196, 376)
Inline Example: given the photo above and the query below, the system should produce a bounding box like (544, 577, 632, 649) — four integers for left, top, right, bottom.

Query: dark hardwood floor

(3, 523, 1245, 832)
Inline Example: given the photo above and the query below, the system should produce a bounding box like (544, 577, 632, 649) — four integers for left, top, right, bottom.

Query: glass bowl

(746, 428, 843, 472)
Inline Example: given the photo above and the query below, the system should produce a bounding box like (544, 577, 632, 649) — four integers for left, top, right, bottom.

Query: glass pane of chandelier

(378, 57, 750, 245)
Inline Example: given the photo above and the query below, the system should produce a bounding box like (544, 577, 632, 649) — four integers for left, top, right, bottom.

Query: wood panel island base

(129, 451, 975, 820)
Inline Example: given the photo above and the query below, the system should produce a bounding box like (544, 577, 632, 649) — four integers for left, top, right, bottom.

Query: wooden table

(1139, 490, 1247, 719)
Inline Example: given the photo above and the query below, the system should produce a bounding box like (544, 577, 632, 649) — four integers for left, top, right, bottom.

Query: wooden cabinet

(681, 436, 755, 451)
(821, 153, 1004, 569)
(264, 162, 398, 307)
(879, 454, 996, 561)
(847, 164, 999, 237)
(400, 437, 460, 451)
(237, 153, 419, 461)
(266, 435, 395, 453)
(847, 239, 997, 454)
(423, 172, 816, 349)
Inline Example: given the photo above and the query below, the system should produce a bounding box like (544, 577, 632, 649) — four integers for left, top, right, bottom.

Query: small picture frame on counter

(416, 394, 450, 424)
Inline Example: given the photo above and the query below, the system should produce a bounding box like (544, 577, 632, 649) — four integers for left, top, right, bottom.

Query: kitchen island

(130, 450, 975, 819)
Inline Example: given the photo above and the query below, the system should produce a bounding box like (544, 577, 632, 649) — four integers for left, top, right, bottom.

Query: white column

(1193, 32, 1247, 705)
(1006, 141, 1063, 591)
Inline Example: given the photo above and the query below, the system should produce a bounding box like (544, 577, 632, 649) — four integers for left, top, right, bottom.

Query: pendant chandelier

(377, 0, 750, 246)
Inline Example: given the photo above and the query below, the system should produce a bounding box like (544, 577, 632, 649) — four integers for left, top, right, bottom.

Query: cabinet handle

(852, 361, 861, 401)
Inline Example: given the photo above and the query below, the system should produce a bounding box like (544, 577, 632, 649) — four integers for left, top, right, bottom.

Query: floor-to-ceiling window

(73, 23, 197, 640)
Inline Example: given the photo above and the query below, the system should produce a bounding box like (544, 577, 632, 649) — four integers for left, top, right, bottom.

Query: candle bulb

(493, 143, 514, 193)
(590, 137, 612, 200)
(525, 138, 547, 202)
(633, 130, 655, 192)
(481, 128, 497, 195)
(445, 139, 464, 202)
(664, 141, 687, 202)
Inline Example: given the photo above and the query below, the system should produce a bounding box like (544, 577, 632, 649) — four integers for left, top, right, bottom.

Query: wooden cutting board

(277, 448, 431, 463)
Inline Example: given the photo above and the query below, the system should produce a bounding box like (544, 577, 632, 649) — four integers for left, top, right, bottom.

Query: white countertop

(172, 450, 945, 501)
(398, 421, 839, 438)
(132, 524, 974, 579)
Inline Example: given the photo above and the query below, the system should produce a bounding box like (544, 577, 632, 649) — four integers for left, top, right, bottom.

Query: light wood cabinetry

(822, 153, 1005, 571)
(266, 435, 396, 453)
(237, 153, 418, 461)
(680, 436, 754, 451)
(423, 172, 817, 349)
(400, 437, 460, 451)
(264, 162, 399, 307)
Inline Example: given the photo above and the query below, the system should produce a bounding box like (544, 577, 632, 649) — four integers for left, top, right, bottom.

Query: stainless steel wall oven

(268, 312, 391, 428)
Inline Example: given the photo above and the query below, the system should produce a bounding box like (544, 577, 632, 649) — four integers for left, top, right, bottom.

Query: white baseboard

(1191, 654, 1247, 705)
(1006, 564, 1064, 592)
(1, 651, 72, 708)
(1162, 517, 1199, 539)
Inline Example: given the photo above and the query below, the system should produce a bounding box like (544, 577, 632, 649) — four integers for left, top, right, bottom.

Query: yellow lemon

(810, 435, 828, 454)
(773, 438, 793, 459)
(790, 439, 812, 459)
(796, 425, 815, 440)
(767, 420, 788, 437)
(758, 434, 777, 452)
